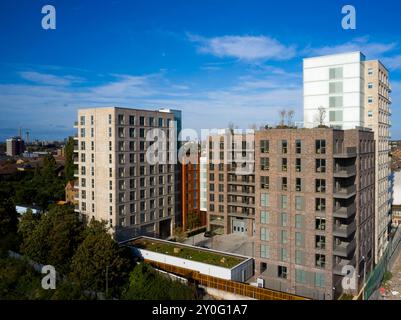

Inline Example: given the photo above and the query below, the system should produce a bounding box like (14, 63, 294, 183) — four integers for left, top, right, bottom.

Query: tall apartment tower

(73, 107, 182, 241)
(303, 51, 392, 263)
(254, 127, 375, 300)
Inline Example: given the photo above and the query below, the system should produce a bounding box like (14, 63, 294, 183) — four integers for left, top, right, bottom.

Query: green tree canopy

(0, 198, 19, 253)
(123, 263, 197, 300)
(64, 137, 75, 182)
(69, 221, 133, 297)
(20, 205, 85, 274)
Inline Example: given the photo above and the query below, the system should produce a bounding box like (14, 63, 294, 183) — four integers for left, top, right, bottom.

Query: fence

(145, 259, 308, 300)
(364, 227, 401, 300)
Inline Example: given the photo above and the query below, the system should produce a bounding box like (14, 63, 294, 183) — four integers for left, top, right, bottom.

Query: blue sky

(0, 0, 401, 141)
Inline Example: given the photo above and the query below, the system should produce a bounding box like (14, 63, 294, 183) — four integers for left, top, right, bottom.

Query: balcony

(333, 239, 356, 258)
(73, 121, 78, 128)
(333, 203, 356, 218)
(334, 185, 356, 199)
(334, 147, 357, 158)
(334, 165, 356, 178)
(333, 256, 356, 276)
(333, 221, 356, 238)
(74, 169, 79, 176)
(227, 200, 255, 207)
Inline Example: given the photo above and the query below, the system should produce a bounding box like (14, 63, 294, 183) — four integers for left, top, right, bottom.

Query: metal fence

(364, 227, 401, 300)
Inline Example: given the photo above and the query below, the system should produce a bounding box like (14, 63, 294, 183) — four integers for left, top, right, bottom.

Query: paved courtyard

(183, 232, 255, 257)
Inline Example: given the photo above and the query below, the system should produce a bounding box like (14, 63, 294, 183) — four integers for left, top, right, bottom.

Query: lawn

(132, 238, 245, 269)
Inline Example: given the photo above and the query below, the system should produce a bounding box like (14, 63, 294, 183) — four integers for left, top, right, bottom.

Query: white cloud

(19, 71, 84, 86)
(382, 55, 401, 71)
(304, 37, 397, 59)
(188, 34, 296, 61)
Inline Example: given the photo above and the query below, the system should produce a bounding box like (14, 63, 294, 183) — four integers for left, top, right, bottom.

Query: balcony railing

(333, 256, 356, 276)
(334, 147, 357, 158)
(333, 203, 356, 218)
(334, 165, 356, 178)
(333, 239, 356, 258)
(333, 221, 357, 238)
(334, 185, 356, 199)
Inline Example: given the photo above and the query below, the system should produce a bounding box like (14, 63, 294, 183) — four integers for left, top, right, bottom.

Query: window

(315, 273, 326, 288)
(80, 115, 85, 125)
(295, 196, 304, 211)
(316, 235, 326, 250)
(368, 96, 374, 104)
(140, 116, 145, 126)
(281, 140, 288, 154)
(295, 139, 302, 154)
(158, 118, 163, 127)
(329, 67, 343, 79)
(315, 198, 326, 212)
(261, 211, 269, 224)
(261, 158, 269, 171)
(295, 214, 303, 229)
(278, 266, 287, 279)
(280, 230, 288, 245)
(329, 96, 343, 108)
(329, 110, 343, 122)
(295, 269, 306, 284)
(368, 110, 373, 117)
(108, 114, 112, 125)
(280, 212, 288, 227)
(295, 158, 301, 172)
(282, 158, 288, 172)
(80, 128, 85, 138)
(281, 177, 288, 191)
(118, 114, 124, 125)
(368, 82, 373, 89)
(261, 176, 269, 189)
(260, 140, 269, 153)
(329, 82, 343, 94)
(367, 68, 373, 76)
(296, 178, 302, 192)
(295, 250, 304, 265)
(260, 244, 269, 258)
(316, 159, 326, 173)
(261, 193, 270, 207)
(280, 195, 288, 210)
(315, 254, 326, 268)
(279, 248, 288, 262)
(315, 217, 326, 231)
(129, 128, 135, 138)
(315, 140, 326, 154)
(315, 179, 326, 193)
(261, 228, 269, 241)
(295, 232, 304, 247)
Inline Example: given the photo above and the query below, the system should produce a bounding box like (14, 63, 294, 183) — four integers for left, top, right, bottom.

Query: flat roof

(123, 236, 248, 269)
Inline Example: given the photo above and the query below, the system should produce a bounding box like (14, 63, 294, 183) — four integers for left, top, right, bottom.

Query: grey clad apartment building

(74, 107, 182, 241)
(207, 127, 375, 300)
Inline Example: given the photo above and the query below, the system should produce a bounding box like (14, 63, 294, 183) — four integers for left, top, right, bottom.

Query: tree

(0, 198, 19, 253)
(187, 211, 201, 231)
(279, 109, 287, 126)
(64, 137, 75, 182)
(69, 221, 132, 297)
(20, 205, 85, 274)
(174, 226, 187, 242)
(316, 106, 327, 127)
(123, 263, 197, 300)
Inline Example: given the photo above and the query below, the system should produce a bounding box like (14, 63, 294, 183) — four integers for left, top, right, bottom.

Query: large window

(315, 140, 326, 154)
(261, 193, 269, 207)
(329, 67, 343, 79)
(278, 266, 287, 279)
(261, 228, 269, 241)
(316, 217, 326, 231)
(295, 269, 306, 284)
(316, 159, 326, 173)
(261, 176, 269, 189)
(329, 82, 343, 94)
(261, 158, 270, 171)
(330, 110, 343, 122)
(329, 96, 343, 108)
(260, 211, 269, 224)
(260, 244, 269, 258)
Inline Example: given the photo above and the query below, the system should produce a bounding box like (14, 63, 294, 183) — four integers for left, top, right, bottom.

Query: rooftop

(124, 237, 247, 269)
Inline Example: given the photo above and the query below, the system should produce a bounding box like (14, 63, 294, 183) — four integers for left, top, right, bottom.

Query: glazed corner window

(315, 198, 326, 212)
(281, 158, 288, 172)
(315, 140, 326, 154)
(260, 140, 269, 153)
(278, 266, 287, 279)
(281, 140, 288, 154)
(315, 217, 326, 231)
(295, 139, 302, 154)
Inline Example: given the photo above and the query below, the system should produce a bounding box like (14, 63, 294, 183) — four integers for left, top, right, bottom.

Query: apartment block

(6, 136, 25, 156)
(73, 107, 181, 241)
(303, 51, 392, 263)
(254, 127, 375, 300)
(207, 130, 256, 236)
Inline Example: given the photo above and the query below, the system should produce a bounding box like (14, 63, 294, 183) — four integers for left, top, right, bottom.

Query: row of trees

(0, 202, 198, 300)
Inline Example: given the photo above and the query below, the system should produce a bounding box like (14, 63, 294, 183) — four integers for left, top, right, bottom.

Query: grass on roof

(132, 238, 244, 268)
